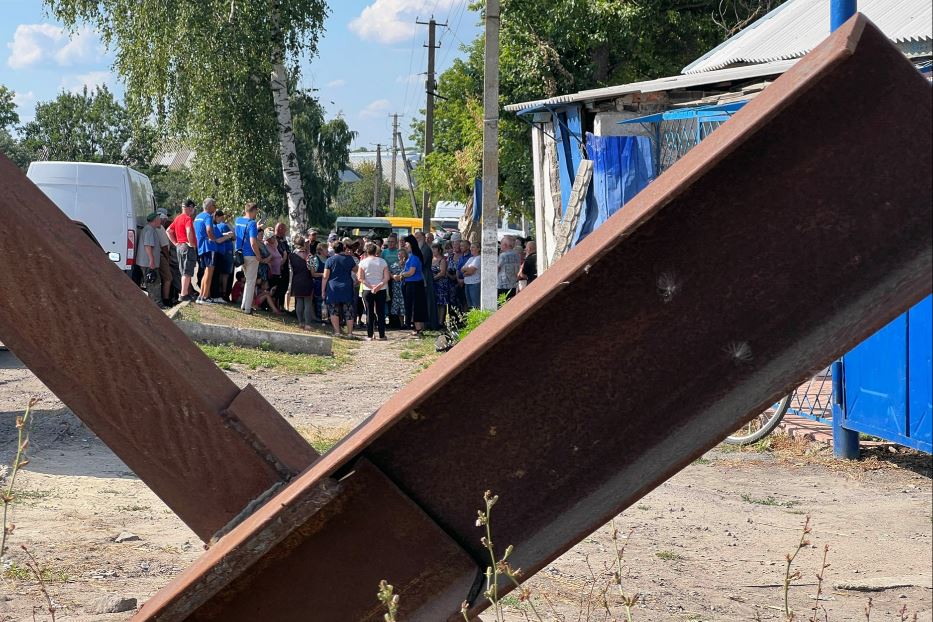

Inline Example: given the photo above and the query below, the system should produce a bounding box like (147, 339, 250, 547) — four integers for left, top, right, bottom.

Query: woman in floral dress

(388, 247, 407, 325)
(431, 243, 451, 325)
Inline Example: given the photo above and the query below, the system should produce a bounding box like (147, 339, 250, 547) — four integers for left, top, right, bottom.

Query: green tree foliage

(148, 168, 194, 214)
(20, 86, 132, 163)
(0, 132, 30, 170)
(420, 0, 784, 216)
(47, 0, 328, 219)
(291, 89, 356, 228)
(0, 84, 28, 169)
(0, 86, 18, 129)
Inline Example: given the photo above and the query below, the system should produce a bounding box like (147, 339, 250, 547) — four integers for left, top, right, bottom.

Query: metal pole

(390, 115, 399, 216)
(416, 18, 443, 234)
(397, 131, 421, 217)
(373, 144, 382, 217)
(831, 0, 857, 31)
(480, 0, 500, 311)
(829, 0, 859, 459)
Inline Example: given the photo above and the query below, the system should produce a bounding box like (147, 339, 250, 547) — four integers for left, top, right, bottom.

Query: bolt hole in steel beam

(2, 14, 931, 622)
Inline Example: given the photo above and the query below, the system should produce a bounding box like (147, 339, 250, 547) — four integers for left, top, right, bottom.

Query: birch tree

(48, 0, 327, 229)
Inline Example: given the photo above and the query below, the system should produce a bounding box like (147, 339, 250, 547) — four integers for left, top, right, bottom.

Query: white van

(26, 161, 155, 275)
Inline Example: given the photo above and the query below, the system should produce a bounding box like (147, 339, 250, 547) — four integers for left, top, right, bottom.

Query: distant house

(151, 141, 362, 184)
(506, 0, 931, 272)
(347, 149, 421, 188)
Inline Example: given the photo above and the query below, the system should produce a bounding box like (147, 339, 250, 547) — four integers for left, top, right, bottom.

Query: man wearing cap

(166, 198, 198, 301)
(327, 232, 339, 256)
(307, 228, 318, 246)
(137, 212, 166, 309)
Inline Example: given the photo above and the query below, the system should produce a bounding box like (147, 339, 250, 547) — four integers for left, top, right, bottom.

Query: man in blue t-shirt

(213, 210, 235, 300)
(235, 202, 262, 314)
(193, 198, 233, 304)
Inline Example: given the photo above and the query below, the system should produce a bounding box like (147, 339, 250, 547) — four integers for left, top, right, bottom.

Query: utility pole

(416, 17, 445, 234)
(389, 114, 400, 216)
(373, 144, 382, 217)
(480, 0, 500, 311)
(396, 131, 420, 217)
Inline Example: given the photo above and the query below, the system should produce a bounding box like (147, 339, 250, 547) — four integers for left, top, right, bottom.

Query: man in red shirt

(167, 198, 198, 301)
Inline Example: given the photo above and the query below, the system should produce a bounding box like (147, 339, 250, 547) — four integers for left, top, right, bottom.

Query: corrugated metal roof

(683, 0, 932, 74)
(504, 60, 796, 113)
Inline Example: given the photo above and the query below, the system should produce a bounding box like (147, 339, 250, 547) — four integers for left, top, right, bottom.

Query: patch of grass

(458, 308, 494, 341)
(10, 489, 55, 504)
(116, 504, 151, 512)
(177, 302, 315, 335)
(399, 335, 441, 371)
(740, 493, 799, 508)
(297, 425, 351, 455)
(717, 436, 774, 453)
(2, 561, 69, 583)
(694, 457, 711, 465)
(655, 550, 683, 561)
(198, 343, 344, 375)
(636, 504, 651, 511)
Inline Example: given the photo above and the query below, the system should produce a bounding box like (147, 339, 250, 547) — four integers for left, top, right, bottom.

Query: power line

(438, 0, 469, 69)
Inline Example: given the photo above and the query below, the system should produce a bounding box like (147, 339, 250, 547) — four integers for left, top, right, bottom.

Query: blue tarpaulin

(571, 133, 655, 244)
(552, 107, 585, 215)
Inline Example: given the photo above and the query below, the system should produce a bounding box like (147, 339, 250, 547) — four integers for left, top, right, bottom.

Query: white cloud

(7, 24, 63, 69)
(7, 23, 103, 69)
(326, 79, 347, 88)
(349, 0, 459, 44)
(55, 26, 103, 66)
(359, 98, 391, 119)
(12, 90, 35, 108)
(62, 70, 113, 94)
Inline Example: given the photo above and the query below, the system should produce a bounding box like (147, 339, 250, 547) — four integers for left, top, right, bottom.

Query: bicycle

(725, 395, 792, 445)
(725, 366, 834, 445)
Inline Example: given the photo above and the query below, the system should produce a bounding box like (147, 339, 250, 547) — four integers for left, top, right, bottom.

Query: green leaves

(0, 86, 18, 130)
(20, 85, 133, 164)
(423, 0, 783, 219)
(47, 0, 330, 217)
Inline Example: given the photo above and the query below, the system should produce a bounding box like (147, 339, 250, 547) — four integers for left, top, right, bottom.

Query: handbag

(233, 221, 247, 268)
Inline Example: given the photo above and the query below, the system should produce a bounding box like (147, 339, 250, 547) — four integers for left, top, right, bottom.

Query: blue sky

(0, 0, 481, 148)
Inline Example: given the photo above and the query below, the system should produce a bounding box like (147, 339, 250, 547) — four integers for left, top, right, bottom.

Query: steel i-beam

(0, 14, 929, 621)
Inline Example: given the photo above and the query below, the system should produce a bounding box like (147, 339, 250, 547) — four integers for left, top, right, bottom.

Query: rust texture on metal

(135, 15, 931, 621)
(0, 166, 318, 541)
(141, 459, 481, 621)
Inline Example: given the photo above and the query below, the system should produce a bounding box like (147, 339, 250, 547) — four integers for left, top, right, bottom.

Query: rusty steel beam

(131, 15, 932, 621)
(0, 172, 318, 542)
(0, 13, 925, 621)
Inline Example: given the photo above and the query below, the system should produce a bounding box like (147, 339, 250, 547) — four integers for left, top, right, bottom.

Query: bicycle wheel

(724, 394, 791, 445)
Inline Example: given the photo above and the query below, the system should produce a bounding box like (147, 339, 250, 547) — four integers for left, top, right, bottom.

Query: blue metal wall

(840, 295, 932, 452)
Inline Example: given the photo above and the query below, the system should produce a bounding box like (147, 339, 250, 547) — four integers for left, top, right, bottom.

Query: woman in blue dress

(393, 235, 428, 335)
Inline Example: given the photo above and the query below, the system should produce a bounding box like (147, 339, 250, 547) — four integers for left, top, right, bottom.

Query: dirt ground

(0, 336, 930, 622)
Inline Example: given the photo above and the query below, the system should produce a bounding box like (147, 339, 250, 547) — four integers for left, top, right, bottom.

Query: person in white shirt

(497, 235, 521, 300)
(461, 242, 482, 309)
(356, 242, 391, 340)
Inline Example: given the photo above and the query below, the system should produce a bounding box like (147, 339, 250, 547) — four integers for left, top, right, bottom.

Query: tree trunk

(270, 49, 307, 233)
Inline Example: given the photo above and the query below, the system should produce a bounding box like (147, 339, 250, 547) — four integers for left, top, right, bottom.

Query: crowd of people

(137, 198, 539, 341)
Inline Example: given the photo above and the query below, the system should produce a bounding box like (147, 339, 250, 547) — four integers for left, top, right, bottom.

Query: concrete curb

(174, 319, 332, 356)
